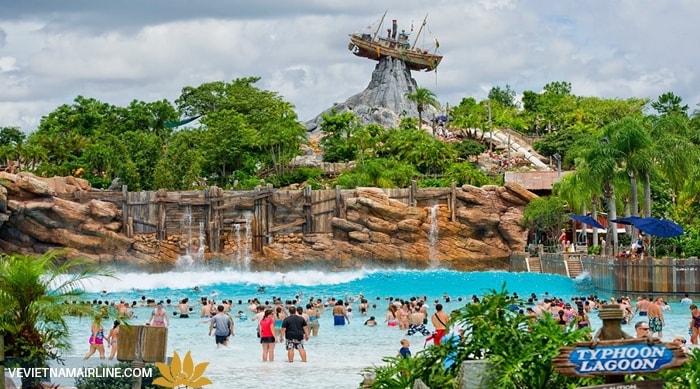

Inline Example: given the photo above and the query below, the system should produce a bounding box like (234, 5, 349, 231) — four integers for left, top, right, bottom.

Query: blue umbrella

(568, 214, 605, 230)
(611, 217, 683, 238)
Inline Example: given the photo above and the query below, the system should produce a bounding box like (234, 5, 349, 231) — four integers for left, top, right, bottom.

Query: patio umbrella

(611, 217, 684, 238)
(568, 214, 605, 230)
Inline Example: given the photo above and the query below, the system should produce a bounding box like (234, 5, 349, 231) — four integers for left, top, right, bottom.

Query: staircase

(566, 257, 583, 278)
(527, 257, 542, 273)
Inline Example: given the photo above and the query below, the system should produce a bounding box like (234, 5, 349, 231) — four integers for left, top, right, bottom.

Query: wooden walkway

(523, 255, 584, 278)
(510, 252, 700, 299)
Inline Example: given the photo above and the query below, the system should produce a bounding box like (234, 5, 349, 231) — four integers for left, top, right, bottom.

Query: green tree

(379, 127, 457, 176)
(443, 162, 491, 187)
(450, 97, 488, 139)
(0, 126, 25, 146)
(0, 252, 109, 389)
(651, 92, 689, 116)
(522, 196, 568, 247)
(319, 110, 362, 163)
(488, 84, 518, 109)
(153, 129, 205, 189)
(406, 87, 440, 132)
(335, 158, 418, 189)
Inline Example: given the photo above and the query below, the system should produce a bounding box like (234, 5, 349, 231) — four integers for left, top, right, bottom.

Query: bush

(74, 361, 161, 389)
(361, 286, 602, 389)
(266, 167, 324, 188)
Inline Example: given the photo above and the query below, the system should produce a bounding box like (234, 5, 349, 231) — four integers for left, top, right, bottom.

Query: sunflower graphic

(154, 351, 212, 388)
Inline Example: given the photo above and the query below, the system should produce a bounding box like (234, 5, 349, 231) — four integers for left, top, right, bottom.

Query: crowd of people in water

(79, 288, 698, 362)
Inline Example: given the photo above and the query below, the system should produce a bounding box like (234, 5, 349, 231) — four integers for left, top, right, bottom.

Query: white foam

(73, 268, 379, 293)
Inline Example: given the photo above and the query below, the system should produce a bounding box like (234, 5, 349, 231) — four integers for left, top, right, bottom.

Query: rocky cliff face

(0, 172, 536, 271)
(305, 56, 440, 133)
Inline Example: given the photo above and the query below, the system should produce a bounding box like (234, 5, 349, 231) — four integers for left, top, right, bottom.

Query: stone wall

(0, 172, 537, 271)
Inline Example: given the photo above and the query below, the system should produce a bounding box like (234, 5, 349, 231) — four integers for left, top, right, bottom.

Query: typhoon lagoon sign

(569, 344, 672, 374)
(554, 339, 687, 377)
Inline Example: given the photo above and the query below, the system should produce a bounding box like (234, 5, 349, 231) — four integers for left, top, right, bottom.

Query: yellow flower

(154, 351, 212, 388)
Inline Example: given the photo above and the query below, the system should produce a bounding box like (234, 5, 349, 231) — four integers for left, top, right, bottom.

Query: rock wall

(0, 172, 537, 271)
(305, 56, 440, 134)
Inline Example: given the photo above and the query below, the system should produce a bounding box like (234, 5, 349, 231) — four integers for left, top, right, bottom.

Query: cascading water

(176, 205, 205, 267)
(243, 212, 252, 270)
(233, 223, 242, 269)
(428, 204, 439, 268)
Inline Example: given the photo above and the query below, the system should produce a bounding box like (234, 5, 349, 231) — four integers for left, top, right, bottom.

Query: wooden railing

(510, 253, 700, 300)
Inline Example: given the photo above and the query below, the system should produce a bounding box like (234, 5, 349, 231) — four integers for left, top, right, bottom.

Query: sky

(1, 0, 698, 133)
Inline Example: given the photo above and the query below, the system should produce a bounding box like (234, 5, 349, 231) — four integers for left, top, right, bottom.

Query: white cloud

(1, 1, 699, 132)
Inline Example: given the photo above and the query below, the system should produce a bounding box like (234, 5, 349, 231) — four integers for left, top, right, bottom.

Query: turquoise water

(14, 267, 696, 388)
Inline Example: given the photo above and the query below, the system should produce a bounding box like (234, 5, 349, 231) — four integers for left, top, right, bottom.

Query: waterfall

(428, 204, 439, 268)
(196, 221, 205, 262)
(243, 212, 252, 271)
(233, 223, 242, 269)
(177, 206, 199, 267)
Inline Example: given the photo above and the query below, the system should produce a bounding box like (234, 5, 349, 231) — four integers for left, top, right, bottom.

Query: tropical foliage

(4, 78, 700, 254)
(0, 251, 110, 388)
(362, 287, 600, 389)
(74, 362, 161, 389)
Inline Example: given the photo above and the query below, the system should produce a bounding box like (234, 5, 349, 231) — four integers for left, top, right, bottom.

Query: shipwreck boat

(348, 12, 442, 72)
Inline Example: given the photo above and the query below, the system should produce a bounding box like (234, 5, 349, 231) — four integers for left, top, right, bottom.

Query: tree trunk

(592, 199, 599, 247)
(604, 180, 619, 255)
(629, 170, 638, 238)
(643, 172, 652, 217)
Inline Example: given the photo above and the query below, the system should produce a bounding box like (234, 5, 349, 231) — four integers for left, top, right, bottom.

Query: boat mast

(411, 13, 428, 50)
(373, 10, 387, 40)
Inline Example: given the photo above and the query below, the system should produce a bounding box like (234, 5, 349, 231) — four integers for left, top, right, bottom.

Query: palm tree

(0, 251, 110, 388)
(606, 116, 653, 238)
(406, 87, 440, 132)
(648, 113, 698, 216)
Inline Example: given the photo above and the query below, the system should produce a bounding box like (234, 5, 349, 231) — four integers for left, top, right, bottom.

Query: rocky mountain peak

(305, 56, 440, 134)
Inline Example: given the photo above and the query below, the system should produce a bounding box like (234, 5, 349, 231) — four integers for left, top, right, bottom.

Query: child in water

(397, 339, 411, 358)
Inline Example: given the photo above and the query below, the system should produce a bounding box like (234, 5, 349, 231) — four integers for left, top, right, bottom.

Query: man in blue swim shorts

(332, 300, 349, 325)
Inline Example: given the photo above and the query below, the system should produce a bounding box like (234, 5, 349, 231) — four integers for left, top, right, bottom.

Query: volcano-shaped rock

(306, 57, 440, 134)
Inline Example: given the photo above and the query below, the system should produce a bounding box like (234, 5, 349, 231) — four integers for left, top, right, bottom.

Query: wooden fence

(57, 182, 460, 254)
(510, 253, 700, 299)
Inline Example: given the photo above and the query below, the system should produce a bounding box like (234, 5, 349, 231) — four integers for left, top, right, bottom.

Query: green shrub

(74, 362, 161, 389)
(361, 286, 603, 389)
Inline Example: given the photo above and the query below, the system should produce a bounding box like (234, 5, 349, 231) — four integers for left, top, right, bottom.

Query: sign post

(553, 304, 687, 387)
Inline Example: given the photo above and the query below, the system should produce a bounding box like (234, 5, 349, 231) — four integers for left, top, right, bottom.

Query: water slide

(472, 128, 550, 170)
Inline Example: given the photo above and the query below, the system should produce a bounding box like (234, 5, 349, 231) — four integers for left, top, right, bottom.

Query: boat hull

(348, 35, 442, 72)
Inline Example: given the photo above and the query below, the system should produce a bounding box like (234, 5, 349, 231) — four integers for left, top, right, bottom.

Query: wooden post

(335, 185, 342, 218)
(252, 187, 264, 252)
(207, 186, 219, 253)
(410, 180, 417, 207)
(122, 185, 128, 235)
(131, 326, 147, 389)
(266, 184, 274, 244)
(156, 189, 166, 241)
(126, 217, 134, 238)
(598, 304, 626, 384)
(303, 185, 312, 234)
(450, 181, 457, 222)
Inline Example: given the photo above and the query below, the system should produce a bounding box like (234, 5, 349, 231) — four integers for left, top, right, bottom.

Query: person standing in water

(148, 301, 169, 327)
(208, 305, 234, 349)
(305, 303, 321, 336)
(106, 320, 120, 360)
(280, 306, 309, 362)
(333, 300, 349, 326)
(259, 309, 276, 362)
(84, 316, 106, 360)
